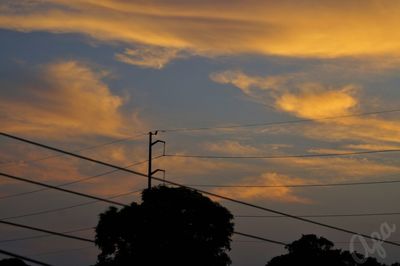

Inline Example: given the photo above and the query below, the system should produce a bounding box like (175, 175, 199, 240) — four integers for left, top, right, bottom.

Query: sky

(0, 1, 399, 265)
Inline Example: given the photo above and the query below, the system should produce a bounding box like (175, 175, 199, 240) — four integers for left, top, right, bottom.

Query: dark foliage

(94, 185, 234, 266)
(266, 234, 398, 266)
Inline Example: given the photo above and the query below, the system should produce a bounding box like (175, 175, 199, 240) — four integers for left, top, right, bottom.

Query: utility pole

(147, 131, 165, 189)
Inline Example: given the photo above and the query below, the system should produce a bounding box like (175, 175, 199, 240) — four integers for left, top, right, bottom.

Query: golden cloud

(199, 138, 400, 182)
(276, 84, 358, 119)
(0, 60, 145, 139)
(277, 156, 400, 180)
(301, 116, 400, 144)
(205, 140, 261, 155)
(211, 69, 400, 144)
(210, 70, 289, 94)
(213, 172, 312, 204)
(157, 154, 244, 178)
(1, 0, 400, 63)
(0, 140, 149, 198)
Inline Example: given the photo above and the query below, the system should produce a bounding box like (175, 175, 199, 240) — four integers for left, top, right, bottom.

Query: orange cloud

(210, 70, 290, 94)
(214, 172, 311, 203)
(276, 84, 358, 119)
(345, 144, 400, 151)
(1, 0, 400, 64)
(198, 137, 400, 182)
(205, 140, 261, 155)
(0, 60, 145, 139)
(275, 156, 400, 180)
(211, 69, 400, 145)
(297, 115, 400, 144)
(157, 155, 244, 178)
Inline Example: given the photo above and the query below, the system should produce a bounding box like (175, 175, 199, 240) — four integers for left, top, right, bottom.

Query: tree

(266, 234, 387, 266)
(94, 185, 234, 266)
(0, 258, 30, 266)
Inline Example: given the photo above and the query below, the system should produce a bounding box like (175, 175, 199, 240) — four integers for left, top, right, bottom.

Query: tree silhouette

(94, 185, 234, 266)
(266, 234, 393, 266)
(0, 258, 30, 266)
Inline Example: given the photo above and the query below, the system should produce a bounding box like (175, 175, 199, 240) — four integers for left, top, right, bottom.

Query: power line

(233, 231, 287, 246)
(0, 170, 285, 248)
(1, 132, 400, 247)
(29, 245, 95, 257)
(0, 227, 94, 244)
(0, 221, 285, 250)
(0, 220, 284, 249)
(187, 176, 400, 188)
(0, 172, 129, 207)
(0, 189, 143, 221)
(158, 108, 400, 133)
(0, 220, 94, 243)
(0, 157, 160, 200)
(0, 248, 53, 266)
(235, 212, 400, 218)
(0, 133, 148, 179)
(0, 133, 147, 166)
(164, 149, 400, 160)
(0, 220, 286, 250)
(177, 184, 400, 247)
(233, 240, 398, 245)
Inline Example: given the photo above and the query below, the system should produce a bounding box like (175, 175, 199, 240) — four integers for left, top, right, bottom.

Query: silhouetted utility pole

(147, 131, 165, 189)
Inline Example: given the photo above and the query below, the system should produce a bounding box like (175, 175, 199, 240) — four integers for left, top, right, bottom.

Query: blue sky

(0, 1, 400, 265)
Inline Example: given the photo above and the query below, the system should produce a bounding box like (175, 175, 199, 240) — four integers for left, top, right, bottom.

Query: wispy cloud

(210, 69, 400, 145)
(205, 140, 261, 155)
(1, 0, 400, 64)
(210, 70, 289, 94)
(0, 60, 146, 139)
(214, 172, 312, 203)
(276, 84, 359, 119)
(115, 46, 182, 69)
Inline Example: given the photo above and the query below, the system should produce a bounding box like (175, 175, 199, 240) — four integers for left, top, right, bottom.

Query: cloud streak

(214, 172, 312, 203)
(1, 0, 400, 65)
(0, 60, 145, 139)
(210, 69, 400, 145)
(115, 46, 182, 69)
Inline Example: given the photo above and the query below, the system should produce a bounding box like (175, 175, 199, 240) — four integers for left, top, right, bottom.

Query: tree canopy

(94, 185, 234, 266)
(266, 234, 398, 266)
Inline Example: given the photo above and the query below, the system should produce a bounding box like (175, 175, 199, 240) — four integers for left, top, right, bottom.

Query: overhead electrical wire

(29, 246, 95, 258)
(186, 176, 400, 188)
(1, 132, 399, 247)
(0, 157, 161, 201)
(233, 231, 287, 246)
(0, 133, 148, 179)
(0, 218, 285, 248)
(0, 133, 147, 166)
(0, 227, 94, 244)
(158, 108, 400, 133)
(0, 189, 143, 221)
(0, 220, 94, 243)
(235, 212, 400, 218)
(0, 248, 53, 266)
(0, 169, 285, 247)
(164, 148, 400, 160)
(0, 172, 128, 207)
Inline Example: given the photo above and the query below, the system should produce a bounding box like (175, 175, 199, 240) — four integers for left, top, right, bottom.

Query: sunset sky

(0, 1, 400, 265)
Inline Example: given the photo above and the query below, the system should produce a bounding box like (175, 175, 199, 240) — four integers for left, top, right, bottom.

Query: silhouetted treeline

(266, 234, 400, 266)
